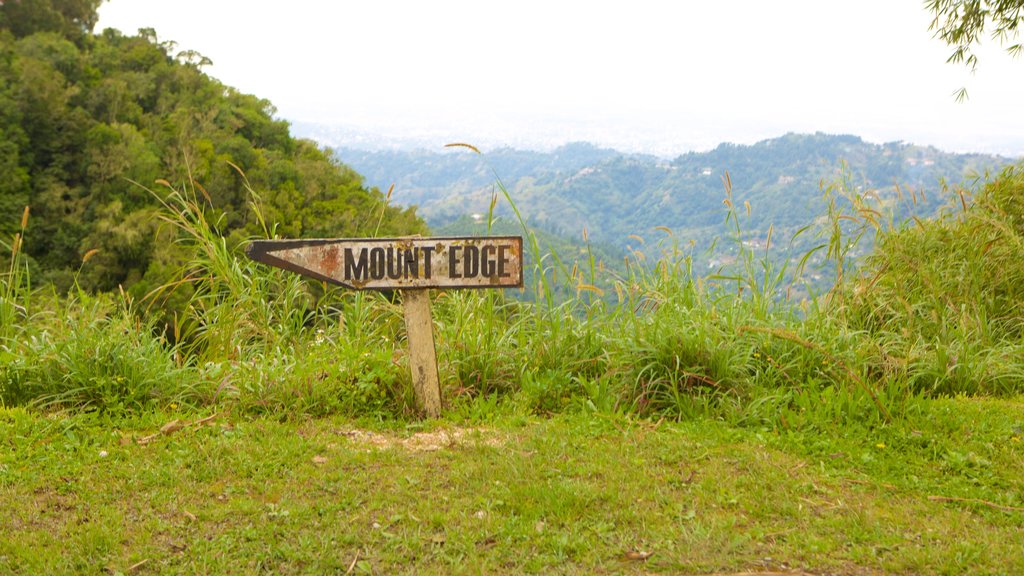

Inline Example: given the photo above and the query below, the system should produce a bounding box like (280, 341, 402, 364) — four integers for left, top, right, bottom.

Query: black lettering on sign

(481, 246, 496, 277)
(369, 247, 386, 280)
(421, 246, 434, 279)
(402, 248, 419, 278)
(463, 245, 479, 278)
(449, 246, 462, 279)
(248, 237, 521, 289)
(498, 246, 510, 278)
(345, 248, 368, 280)
(386, 248, 403, 280)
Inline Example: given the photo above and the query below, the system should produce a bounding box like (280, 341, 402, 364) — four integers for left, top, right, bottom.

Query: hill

(336, 134, 1010, 276)
(0, 1, 425, 297)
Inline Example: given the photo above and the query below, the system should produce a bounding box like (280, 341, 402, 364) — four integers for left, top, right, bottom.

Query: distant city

(291, 119, 1024, 159)
(290, 120, 704, 157)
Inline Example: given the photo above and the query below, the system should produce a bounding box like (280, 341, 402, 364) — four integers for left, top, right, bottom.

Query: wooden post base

(401, 289, 442, 417)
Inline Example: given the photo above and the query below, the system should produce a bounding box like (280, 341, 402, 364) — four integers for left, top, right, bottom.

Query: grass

(1, 398, 1022, 575)
(0, 296, 193, 413)
(6, 161, 1022, 422)
(2, 156, 1024, 573)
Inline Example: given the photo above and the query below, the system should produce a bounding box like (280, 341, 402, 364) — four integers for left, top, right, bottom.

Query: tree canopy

(927, 0, 1023, 91)
(0, 0, 103, 44)
(0, 0, 427, 299)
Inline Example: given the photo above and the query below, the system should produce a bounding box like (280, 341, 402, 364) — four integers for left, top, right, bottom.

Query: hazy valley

(334, 133, 1011, 295)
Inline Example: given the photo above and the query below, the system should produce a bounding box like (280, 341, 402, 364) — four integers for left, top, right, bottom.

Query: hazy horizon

(296, 120, 1024, 160)
(98, 1, 1024, 158)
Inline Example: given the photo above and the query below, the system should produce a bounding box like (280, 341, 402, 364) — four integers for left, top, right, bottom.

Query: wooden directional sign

(245, 236, 523, 291)
(245, 235, 523, 419)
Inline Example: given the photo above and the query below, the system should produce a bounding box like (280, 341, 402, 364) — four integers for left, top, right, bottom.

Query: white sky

(97, 1, 1024, 156)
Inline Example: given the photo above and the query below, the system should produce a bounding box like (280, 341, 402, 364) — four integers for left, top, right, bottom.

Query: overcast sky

(97, 1, 1024, 157)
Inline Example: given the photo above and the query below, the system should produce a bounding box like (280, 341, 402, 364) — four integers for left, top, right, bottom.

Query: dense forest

(0, 0, 425, 300)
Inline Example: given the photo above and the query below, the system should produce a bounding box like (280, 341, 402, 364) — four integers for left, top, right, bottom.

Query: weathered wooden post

(245, 236, 523, 418)
(401, 287, 442, 416)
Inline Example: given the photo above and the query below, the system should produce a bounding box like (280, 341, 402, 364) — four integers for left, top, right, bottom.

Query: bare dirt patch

(693, 571, 883, 576)
(334, 427, 505, 452)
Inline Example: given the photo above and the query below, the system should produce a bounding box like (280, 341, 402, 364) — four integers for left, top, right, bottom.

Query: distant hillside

(337, 142, 622, 209)
(336, 134, 1011, 285)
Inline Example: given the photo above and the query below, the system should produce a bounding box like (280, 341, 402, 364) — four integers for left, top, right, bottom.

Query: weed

(0, 206, 32, 345)
(842, 163, 1024, 396)
(1, 294, 195, 413)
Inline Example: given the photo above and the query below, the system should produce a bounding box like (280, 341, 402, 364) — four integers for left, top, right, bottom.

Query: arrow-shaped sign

(245, 236, 523, 291)
(245, 235, 522, 418)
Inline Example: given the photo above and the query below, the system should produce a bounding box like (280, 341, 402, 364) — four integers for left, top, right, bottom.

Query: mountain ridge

(335, 132, 1011, 250)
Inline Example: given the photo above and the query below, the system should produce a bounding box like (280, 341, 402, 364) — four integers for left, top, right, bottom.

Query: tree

(0, 0, 427, 297)
(0, 0, 104, 44)
(927, 0, 1024, 98)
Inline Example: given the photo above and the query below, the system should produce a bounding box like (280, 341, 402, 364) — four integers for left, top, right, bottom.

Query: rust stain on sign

(245, 236, 523, 291)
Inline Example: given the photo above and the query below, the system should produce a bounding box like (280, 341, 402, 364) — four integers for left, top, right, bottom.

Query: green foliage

(0, 0, 102, 44)
(927, 0, 1024, 71)
(198, 338, 406, 419)
(146, 153, 1024, 424)
(146, 180, 314, 359)
(436, 214, 626, 304)
(0, 10, 426, 299)
(132, 179, 414, 417)
(0, 207, 31, 344)
(840, 163, 1024, 396)
(6, 133, 1022, 428)
(621, 299, 752, 417)
(926, 0, 1024, 99)
(0, 294, 192, 413)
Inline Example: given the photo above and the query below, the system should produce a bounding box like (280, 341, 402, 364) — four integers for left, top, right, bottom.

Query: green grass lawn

(2, 396, 1022, 575)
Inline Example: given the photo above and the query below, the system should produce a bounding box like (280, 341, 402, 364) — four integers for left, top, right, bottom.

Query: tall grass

(410, 152, 1023, 426)
(2, 206, 197, 413)
(138, 175, 413, 417)
(143, 177, 314, 361)
(840, 164, 1024, 396)
(5, 154, 1020, 425)
(1, 293, 195, 413)
(1, 207, 31, 345)
(437, 154, 1024, 426)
